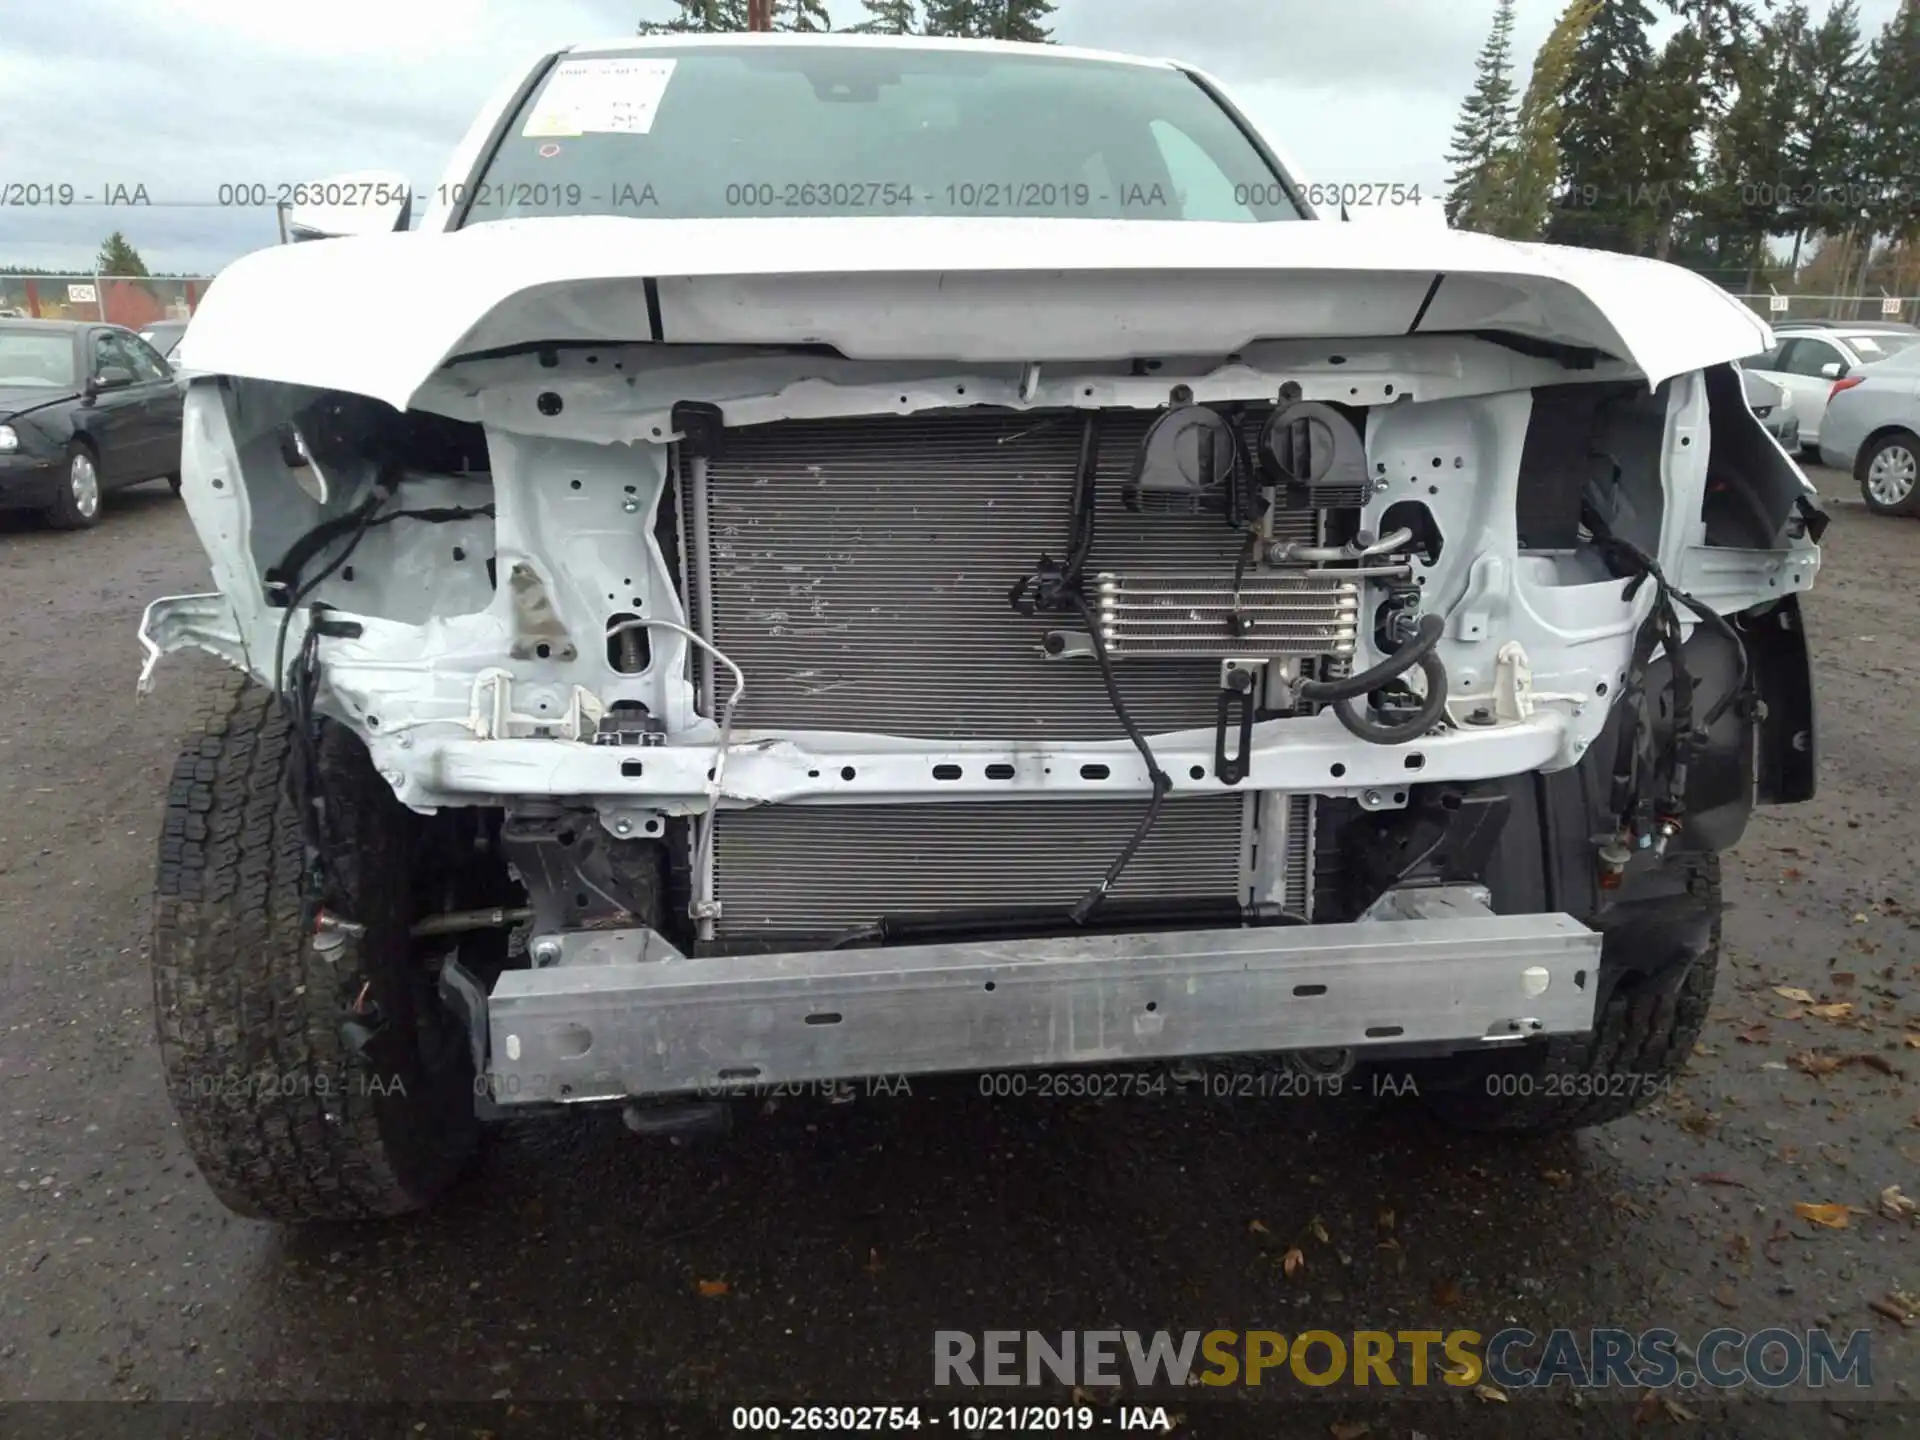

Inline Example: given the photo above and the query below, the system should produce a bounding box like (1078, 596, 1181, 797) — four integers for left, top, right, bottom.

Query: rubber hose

(1295, 613, 1446, 703)
(1329, 650, 1450, 745)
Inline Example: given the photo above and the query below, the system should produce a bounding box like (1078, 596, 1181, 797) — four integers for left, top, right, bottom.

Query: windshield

(0, 331, 76, 388)
(459, 46, 1302, 225)
(141, 324, 185, 355)
(1845, 332, 1920, 362)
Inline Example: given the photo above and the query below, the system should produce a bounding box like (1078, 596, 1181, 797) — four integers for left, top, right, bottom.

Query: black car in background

(0, 319, 184, 529)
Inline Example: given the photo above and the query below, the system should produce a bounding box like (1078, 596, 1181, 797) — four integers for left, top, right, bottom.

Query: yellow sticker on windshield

(522, 58, 677, 138)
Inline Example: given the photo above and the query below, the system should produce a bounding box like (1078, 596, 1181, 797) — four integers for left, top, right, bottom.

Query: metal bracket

(1214, 660, 1262, 785)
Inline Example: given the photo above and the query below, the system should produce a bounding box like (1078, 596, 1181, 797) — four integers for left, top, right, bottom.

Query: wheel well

(1855, 425, 1919, 479)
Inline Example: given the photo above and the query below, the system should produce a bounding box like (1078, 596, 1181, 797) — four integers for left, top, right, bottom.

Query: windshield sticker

(522, 58, 677, 138)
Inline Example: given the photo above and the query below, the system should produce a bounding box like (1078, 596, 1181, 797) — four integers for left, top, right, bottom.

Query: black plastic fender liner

(1740, 594, 1818, 806)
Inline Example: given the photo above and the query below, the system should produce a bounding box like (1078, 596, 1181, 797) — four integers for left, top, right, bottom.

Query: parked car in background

(1747, 321, 1920, 456)
(0, 319, 184, 528)
(1819, 343, 1920, 516)
(138, 320, 190, 369)
(1742, 369, 1800, 450)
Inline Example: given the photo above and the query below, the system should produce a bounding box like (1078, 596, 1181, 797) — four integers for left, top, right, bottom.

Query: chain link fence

(0, 275, 214, 328)
(1732, 292, 1919, 327)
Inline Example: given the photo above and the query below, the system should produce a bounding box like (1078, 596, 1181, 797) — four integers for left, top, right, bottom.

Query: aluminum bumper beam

(483, 890, 1601, 1106)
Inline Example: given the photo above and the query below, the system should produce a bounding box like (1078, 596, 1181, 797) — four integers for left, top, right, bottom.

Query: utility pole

(747, 0, 772, 29)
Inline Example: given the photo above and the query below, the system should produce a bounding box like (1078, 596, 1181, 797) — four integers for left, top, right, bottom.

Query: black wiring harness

(267, 477, 496, 924)
(1008, 415, 1176, 923)
(1581, 501, 1753, 870)
(1294, 613, 1451, 745)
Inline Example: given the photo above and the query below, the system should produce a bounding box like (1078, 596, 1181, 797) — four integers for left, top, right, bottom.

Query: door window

(119, 331, 172, 382)
(1778, 338, 1843, 378)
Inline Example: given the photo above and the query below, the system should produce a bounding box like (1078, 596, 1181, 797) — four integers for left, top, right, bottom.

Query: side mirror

(285, 170, 413, 243)
(88, 365, 135, 393)
(1819, 362, 1845, 379)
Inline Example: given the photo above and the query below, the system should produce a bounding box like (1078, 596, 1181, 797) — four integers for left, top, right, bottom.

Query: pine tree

(1702, 3, 1811, 286)
(1632, 27, 1710, 259)
(775, 0, 831, 30)
(1445, 0, 1520, 229)
(96, 232, 147, 278)
(923, 0, 1054, 41)
(1548, 0, 1657, 251)
(1482, 0, 1597, 240)
(1860, 0, 1920, 252)
(1786, 0, 1870, 266)
(637, 0, 746, 33)
(853, 0, 920, 33)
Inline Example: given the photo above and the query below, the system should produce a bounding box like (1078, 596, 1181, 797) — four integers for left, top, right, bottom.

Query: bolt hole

(452, 545, 467, 561)
(535, 643, 552, 659)
(573, 891, 589, 909)
(621, 760, 644, 778)
(932, 764, 963, 781)
(840, 766, 856, 781)
(983, 981, 996, 992)
(1079, 763, 1110, 780)
(569, 479, 582, 490)
(1145, 1001, 1158, 1013)
(1330, 763, 1347, 778)
(1574, 969, 1588, 989)
(804, 1012, 843, 1026)
(985, 763, 1015, 780)
(1293, 984, 1327, 997)
(340, 565, 354, 582)
(1392, 791, 1406, 804)
(365, 715, 379, 730)
(1365, 1025, 1404, 1039)
(211, 477, 224, 489)
(1431, 457, 1442, 467)
(557, 828, 576, 846)
(1595, 682, 1608, 696)
(1190, 765, 1206, 780)
(1384, 384, 1395, 396)
(1404, 753, 1424, 770)
(807, 769, 821, 778)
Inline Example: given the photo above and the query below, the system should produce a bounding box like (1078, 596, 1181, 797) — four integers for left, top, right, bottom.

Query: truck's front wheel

(151, 678, 480, 1220)
(1420, 857, 1721, 1133)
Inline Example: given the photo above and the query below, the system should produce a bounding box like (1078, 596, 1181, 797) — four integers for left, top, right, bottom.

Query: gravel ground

(0, 470, 1915, 1437)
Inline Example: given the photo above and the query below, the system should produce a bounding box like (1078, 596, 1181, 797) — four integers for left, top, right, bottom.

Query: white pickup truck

(140, 32, 1823, 1222)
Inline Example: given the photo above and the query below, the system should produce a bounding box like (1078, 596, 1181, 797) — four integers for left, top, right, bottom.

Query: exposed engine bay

(146, 334, 1822, 975)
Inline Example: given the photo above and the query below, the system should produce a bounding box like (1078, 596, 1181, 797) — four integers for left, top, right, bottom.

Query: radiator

(697, 409, 1318, 742)
(711, 797, 1249, 939)
(693, 409, 1330, 937)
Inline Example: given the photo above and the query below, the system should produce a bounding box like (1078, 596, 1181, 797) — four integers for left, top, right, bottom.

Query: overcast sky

(0, 0, 1897, 274)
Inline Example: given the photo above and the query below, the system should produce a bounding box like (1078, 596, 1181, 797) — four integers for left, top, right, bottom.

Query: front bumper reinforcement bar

(483, 892, 1600, 1105)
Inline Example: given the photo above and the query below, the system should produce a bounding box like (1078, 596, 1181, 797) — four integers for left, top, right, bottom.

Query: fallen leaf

(1695, 1172, 1746, 1187)
(1904, 1035, 1920, 1049)
(1868, 1297, 1913, 1327)
(1850, 1053, 1903, 1077)
(1472, 1382, 1509, 1404)
(1663, 1398, 1701, 1422)
(696, 1279, 731, 1297)
(1329, 1422, 1371, 1440)
(1775, 986, 1817, 1004)
(1791, 1051, 1844, 1076)
(1541, 1168, 1572, 1187)
(1881, 1186, 1917, 1222)
(1832, 972, 1857, 987)
(1282, 1246, 1305, 1278)
(1712, 1284, 1739, 1309)
(1377, 1207, 1396, 1234)
(1782, 867, 1803, 880)
(864, 1248, 884, 1274)
(1432, 1277, 1461, 1307)
(1310, 1217, 1330, 1244)
(1632, 1390, 1663, 1425)
(1736, 1023, 1770, 1044)
(1248, 1218, 1270, 1235)
(1794, 1202, 1852, 1230)
(1809, 1003, 1855, 1020)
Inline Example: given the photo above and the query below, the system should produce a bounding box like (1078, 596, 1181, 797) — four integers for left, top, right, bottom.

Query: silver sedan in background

(1820, 344, 1920, 516)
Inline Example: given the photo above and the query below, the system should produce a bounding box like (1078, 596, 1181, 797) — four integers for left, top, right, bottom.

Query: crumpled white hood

(180, 216, 1772, 411)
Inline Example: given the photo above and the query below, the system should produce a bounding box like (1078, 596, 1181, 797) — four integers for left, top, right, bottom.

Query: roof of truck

(568, 32, 1175, 71)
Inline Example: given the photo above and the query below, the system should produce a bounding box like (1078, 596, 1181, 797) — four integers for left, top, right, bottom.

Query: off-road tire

(151, 677, 479, 1220)
(1424, 856, 1721, 1133)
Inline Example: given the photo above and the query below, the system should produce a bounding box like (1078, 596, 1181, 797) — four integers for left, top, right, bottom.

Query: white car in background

(1746, 319, 1920, 455)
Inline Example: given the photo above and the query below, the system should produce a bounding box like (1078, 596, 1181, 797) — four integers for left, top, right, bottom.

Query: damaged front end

(144, 252, 1822, 1108)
